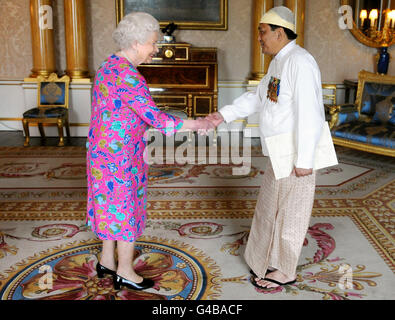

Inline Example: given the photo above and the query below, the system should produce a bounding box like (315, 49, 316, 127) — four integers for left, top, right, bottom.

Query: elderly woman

(86, 12, 213, 291)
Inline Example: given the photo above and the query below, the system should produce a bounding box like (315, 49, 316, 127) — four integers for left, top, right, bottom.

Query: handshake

(183, 112, 225, 135)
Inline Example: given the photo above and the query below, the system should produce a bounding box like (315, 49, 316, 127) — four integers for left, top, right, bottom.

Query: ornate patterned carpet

(0, 146, 394, 300)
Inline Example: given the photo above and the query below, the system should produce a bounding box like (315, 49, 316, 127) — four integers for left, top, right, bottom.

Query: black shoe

(113, 274, 155, 291)
(96, 262, 116, 278)
(251, 276, 296, 289)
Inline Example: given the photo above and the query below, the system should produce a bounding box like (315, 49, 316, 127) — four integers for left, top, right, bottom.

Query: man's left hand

(292, 167, 313, 177)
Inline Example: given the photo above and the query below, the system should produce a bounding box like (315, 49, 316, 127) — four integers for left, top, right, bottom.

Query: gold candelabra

(360, 8, 395, 47)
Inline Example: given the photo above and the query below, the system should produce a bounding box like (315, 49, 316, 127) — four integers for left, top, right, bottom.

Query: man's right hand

(291, 167, 313, 177)
(205, 112, 224, 127)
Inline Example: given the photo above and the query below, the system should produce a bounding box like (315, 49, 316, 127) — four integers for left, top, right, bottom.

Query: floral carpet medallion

(0, 146, 394, 300)
(0, 237, 221, 300)
(0, 217, 391, 300)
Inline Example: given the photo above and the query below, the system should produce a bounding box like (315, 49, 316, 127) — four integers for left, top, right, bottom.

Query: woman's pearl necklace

(120, 51, 135, 66)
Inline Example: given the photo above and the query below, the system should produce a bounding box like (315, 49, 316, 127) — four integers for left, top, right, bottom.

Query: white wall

(0, 80, 253, 136)
(0, 80, 91, 136)
(0, 80, 348, 137)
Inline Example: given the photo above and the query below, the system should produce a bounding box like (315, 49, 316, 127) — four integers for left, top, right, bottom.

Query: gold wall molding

(248, 0, 306, 84)
(249, 0, 274, 83)
(64, 0, 90, 80)
(285, 0, 305, 48)
(28, 0, 56, 78)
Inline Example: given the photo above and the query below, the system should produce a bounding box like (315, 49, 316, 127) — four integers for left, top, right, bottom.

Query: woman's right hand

(180, 118, 215, 135)
(205, 112, 224, 127)
(195, 118, 216, 135)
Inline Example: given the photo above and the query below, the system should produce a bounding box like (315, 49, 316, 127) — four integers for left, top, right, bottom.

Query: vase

(377, 47, 390, 75)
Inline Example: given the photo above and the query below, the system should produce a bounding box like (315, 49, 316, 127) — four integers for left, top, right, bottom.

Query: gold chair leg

(22, 119, 30, 147)
(57, 119, 65, 147)
(65, 117, 71, 138)
(38, 123, 46, 138)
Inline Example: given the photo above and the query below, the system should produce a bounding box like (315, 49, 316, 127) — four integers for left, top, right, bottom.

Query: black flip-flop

(250, 276, 267, 289)
(261, 277, 297, 287)
(249, 270, 272, 290)
(250, 275, 296, 289)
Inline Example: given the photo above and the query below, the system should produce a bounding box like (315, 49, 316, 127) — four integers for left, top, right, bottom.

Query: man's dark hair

(269, 24, 298, 40)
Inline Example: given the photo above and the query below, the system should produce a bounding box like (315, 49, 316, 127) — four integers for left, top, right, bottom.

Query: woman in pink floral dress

(86, 12, 213, 291)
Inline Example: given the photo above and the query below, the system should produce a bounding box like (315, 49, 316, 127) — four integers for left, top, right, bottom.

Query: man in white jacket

(207, 6, 325, 289)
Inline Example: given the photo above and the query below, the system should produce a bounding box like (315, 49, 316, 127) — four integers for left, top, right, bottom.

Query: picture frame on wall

(115, 0, 228, 30)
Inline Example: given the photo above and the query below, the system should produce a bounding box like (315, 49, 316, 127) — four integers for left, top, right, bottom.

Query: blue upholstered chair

(22, 73, 71, 147)
(326, 70, 395, 157)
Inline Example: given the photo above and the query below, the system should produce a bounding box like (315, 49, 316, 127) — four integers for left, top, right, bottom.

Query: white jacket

(219, 40, 325, 169)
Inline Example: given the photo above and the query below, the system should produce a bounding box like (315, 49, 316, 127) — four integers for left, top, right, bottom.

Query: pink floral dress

(86, 54, 183, 242)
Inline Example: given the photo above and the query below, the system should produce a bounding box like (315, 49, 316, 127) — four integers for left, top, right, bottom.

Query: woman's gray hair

(112, 12, 160, 50)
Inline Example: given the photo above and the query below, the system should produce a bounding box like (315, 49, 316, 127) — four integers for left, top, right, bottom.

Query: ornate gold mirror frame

(341, 0, 395, 48)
